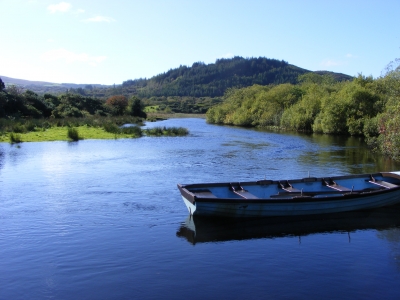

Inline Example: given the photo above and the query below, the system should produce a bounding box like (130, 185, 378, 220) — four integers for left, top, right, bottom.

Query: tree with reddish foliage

(106, 95, 128, 115)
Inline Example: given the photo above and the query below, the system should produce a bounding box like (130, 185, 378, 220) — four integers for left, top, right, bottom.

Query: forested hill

(121, 56, 353, 98)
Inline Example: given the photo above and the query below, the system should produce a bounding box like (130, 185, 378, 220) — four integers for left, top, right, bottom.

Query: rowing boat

(177, 172, 400, 217)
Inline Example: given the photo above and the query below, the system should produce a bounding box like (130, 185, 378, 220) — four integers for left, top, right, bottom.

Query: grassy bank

(0, 115, 192, 143)
(0, 126, 138, 142)
(0, 124, 189, 143)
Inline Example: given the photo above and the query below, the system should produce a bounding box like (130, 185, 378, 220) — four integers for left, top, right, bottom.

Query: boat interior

(186, 173, 400, 200)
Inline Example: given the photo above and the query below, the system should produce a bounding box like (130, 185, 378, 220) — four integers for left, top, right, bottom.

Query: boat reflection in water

(176, 205, 400, 245)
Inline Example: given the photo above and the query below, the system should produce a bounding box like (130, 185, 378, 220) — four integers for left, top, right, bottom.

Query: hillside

(121, 56, 353, 98)
(1, 56, 353, 99)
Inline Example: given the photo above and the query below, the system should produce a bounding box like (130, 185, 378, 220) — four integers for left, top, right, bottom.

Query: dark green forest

(120, 56, 352, 98)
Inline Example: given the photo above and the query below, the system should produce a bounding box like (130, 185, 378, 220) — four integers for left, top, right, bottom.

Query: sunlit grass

(0, 126, 140, 142)
(144, 105, 161, 113)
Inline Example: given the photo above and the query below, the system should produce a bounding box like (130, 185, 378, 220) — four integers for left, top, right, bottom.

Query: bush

(145, 126, 188, 136)
(121, 125, 142, 137)
(9, 132, 22, 144)
(12, 124, 27, 133)
(67, 127, 81, 141)
(103, 123, 121, 134)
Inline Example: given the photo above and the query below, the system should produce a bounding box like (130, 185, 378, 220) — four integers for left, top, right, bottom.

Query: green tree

(129, 96, 147, 118)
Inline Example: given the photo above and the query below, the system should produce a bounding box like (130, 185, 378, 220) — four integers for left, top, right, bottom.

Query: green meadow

(0, 126, 137, 143)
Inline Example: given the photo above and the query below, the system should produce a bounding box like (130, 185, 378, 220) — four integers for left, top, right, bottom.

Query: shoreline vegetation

(0, 115, 190, 143)
(206, 66, 400, 161)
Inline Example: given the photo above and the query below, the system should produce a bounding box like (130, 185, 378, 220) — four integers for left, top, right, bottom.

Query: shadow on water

(176, 205, 400, 245)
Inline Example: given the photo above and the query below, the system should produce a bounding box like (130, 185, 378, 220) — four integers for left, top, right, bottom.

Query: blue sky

(1, 0, 399, 85)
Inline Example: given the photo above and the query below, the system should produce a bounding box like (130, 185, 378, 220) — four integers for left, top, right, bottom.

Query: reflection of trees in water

(0, 146, 5, 170)
(8, 145, 25, 166)
(377, 228, 400, 269)
(0, 144, 27, 168)
(297, 134, 400, 174)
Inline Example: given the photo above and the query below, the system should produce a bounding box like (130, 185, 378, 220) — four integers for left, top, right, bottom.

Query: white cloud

(320, 59, 342, 67)
(83, 16, 115, 23)
(346, 53, 358, 59)
(47, 2, 71, 13)
(41, 48, 106, 66)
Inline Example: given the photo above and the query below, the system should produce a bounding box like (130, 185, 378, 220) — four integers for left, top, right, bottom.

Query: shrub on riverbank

(67, 127, 81, 141)
(9, 132, 22, 144)
(145, 126, 189, 136)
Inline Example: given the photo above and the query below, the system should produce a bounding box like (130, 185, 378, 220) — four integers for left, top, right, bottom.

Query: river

(1, 118, 400, 299)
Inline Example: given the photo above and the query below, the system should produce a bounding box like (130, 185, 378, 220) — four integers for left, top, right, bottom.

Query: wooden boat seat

(279, 181, 301, 193)
(233, 190, 259, 199)
(323, 178, 352, 192)
(230, 183, 259, 199)
(368, 175, 398, 189)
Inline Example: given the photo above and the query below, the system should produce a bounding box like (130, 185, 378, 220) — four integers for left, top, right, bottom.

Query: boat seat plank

(279, 181, 301, 193)
(233, 190, 259, 199)
(369, 180, 398, 189)
(323, 178, 351, 192)
(230, 183, 259, 199)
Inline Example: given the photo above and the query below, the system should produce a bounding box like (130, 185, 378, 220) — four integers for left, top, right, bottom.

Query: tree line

(0, 78, 146, 119)
(206, 63, 400, 160)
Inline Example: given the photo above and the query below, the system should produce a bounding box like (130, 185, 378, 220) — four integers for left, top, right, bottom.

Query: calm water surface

(1, 118, 400, 299)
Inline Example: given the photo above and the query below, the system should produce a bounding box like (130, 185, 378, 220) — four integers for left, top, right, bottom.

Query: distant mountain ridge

(1, 56, 353, 97)
(0, 75, 109, 88)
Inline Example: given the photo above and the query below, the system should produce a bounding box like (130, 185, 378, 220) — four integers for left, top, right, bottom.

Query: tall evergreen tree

(0, 78, 5, 91)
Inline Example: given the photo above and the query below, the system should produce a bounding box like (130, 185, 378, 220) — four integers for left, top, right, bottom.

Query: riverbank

(0, 124, 189, 143)
(0, 126, 137, 142)
(0, 114, 194, 143)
